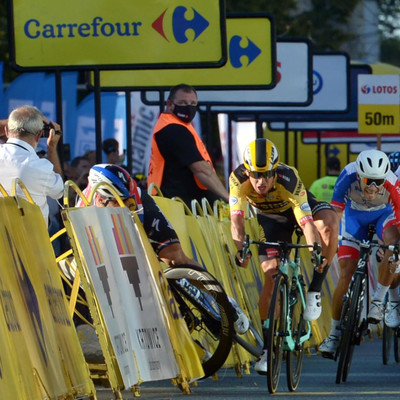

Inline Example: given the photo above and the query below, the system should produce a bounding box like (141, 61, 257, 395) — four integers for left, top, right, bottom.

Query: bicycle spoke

(164, 264, 234, 379)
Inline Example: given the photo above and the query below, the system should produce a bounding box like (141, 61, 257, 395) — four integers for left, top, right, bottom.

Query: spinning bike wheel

(266, 274, 287, 394)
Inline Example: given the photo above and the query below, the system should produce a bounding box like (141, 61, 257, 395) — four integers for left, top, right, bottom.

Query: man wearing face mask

(147, 83, 229, 206)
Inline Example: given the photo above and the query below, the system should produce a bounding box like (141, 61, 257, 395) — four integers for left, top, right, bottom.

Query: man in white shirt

(0, 105, 64, 226)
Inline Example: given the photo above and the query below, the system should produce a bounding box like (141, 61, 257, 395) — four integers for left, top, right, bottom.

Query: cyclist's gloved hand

(235, 249, 252, 268)
(388, 255, 400, 274)
(376, 246, 385, 263)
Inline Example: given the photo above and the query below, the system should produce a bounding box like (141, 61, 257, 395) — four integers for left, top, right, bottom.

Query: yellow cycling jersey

(229, 163, 313, 226)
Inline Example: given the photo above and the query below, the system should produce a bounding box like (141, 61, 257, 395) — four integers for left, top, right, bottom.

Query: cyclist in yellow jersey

(229, 138, 339, 374)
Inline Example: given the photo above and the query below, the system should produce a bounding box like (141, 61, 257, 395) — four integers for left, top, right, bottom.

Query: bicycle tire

(286, 284, 306, 392)
(382, 322, 392, 365)
(336, 274, 363, 384)
(164, 264, 234, 379)
(266, 274, 287, 394)
(394, 328, 399, 363)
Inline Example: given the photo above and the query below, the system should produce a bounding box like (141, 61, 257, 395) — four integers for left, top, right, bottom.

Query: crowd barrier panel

(62, 181, 204, 395)
(192, 199, 259, 372)
(217, 217, 263, 338)
(150, 195, 239, 371)
(0, 180, 95, 400)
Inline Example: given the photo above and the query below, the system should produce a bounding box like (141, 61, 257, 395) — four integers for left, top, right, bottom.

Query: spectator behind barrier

(0, 105, 64, 226)
(309, 156, 341, 203)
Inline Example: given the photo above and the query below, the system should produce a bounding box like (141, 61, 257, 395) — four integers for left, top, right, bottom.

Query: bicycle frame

(278, 234, 312, 352)
(283, 260, 312, 351)
(339, 241, 371, 341)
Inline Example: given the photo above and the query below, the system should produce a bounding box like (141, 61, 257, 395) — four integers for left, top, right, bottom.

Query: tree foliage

(226, 0, 362, 50)
(377, 0, 400, 38)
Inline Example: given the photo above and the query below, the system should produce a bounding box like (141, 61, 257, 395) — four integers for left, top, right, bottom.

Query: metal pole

(125, 90, 132, 173)
(54, 70, 64, 166)
(93, 69, 102, 164)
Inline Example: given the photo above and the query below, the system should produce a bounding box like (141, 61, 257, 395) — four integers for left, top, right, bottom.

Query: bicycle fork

(341, 271, 369, 344)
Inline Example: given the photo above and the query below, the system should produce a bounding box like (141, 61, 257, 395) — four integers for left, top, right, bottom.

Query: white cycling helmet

(356, 150, 390, 180)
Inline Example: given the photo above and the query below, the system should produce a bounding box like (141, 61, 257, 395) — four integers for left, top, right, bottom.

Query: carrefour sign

(7, 0, 226, 70)
(97, 15, 275, 89)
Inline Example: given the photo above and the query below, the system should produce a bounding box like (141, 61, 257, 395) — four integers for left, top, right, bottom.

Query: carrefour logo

(361, 85, 371, 94)
(152, 7, 209, 43)
(312, 70, 323, 95)
(229, 35, 261, 68)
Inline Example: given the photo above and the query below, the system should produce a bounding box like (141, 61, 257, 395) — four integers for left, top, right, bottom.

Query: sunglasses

(98, 196, 119, 207)
(249, 170, 276, 179)
(362, 177, 385, 187)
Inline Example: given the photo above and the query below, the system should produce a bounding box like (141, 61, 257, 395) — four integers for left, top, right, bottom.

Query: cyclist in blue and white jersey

(319, 150, 400, 358)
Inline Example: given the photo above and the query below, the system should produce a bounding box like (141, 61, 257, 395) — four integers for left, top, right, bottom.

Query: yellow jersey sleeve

(229, 163, 313, 226)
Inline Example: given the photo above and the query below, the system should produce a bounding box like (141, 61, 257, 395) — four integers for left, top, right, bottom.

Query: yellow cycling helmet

(243, 138, 279, 173)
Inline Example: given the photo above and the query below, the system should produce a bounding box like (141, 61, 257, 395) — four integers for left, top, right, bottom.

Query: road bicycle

(242, 227, 319, 393)
(382, 294, 400, 365)
(335, 225, 399, 384)
(163, 264, 264, 379)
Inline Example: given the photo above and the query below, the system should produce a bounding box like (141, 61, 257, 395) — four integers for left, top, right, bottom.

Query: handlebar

(338, 235, 400, 253)
(339, 235, 400, 273)
(243, 235, 317, 253)
(242, 234, 324, 269)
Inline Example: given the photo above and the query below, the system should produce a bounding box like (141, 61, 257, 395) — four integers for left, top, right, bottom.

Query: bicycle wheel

(382, 322, 392, 365)
(394, 328, 399, 363)
(164, 264, 234, 379)
(266, 274, 287, 394)
(336, 274, 363, 384)
(286, 283, 307, 392)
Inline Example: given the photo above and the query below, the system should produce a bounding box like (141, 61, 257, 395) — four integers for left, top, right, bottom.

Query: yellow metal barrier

(61, 181, 204, 396)
(0, 181, 95, 400)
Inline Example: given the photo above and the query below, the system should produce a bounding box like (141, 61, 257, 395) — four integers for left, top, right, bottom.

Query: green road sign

(8, 0, 226, 70)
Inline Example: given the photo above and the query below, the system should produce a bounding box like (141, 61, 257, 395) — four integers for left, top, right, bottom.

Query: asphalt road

(95, 332, 400, 400)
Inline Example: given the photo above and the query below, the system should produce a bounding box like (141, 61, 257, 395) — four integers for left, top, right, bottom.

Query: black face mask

(172, 104, 197, 123)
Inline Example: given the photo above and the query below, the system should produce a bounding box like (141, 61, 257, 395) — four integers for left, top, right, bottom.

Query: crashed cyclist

(229, 138, 338, 374)
(76, 163, 249, 334)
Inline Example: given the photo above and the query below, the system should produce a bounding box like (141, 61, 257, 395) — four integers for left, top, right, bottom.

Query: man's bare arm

(189, 160, 229, 202)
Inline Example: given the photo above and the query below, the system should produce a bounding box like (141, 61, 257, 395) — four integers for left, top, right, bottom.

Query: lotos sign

(358, 74, 400, 134)
(7, 0, 227, 70)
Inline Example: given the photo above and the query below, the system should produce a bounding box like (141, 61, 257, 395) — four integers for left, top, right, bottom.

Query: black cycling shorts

(256, 191, 333, 259)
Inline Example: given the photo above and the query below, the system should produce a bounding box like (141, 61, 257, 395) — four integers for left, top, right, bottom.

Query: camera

(42, 122, 62, 138)
(42, 122, 52, 138)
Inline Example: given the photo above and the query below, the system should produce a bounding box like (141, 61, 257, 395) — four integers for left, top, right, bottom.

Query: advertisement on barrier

(67, 206, 179, 387)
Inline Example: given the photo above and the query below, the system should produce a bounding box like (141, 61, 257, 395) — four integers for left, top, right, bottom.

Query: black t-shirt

(155, 123, 218, 206)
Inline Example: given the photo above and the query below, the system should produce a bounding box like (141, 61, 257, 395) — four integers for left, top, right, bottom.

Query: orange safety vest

(148, 113, 215, 194)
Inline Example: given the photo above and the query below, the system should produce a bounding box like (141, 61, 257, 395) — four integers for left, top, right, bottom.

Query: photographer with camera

(0, 105, 64, 226)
